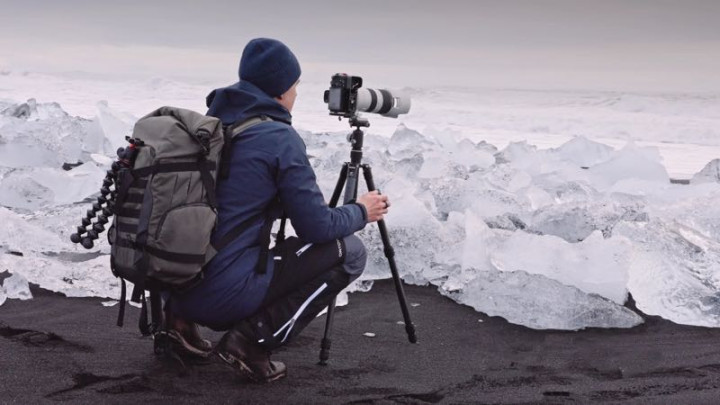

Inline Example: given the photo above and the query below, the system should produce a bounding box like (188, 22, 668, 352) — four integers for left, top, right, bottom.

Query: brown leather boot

(215, 328, 287, 383)
(164, 310, 213, 358)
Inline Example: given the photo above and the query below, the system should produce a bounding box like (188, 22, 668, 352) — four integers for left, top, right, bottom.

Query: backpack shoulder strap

(219, 115, 274, 180)
(229, 115, 273, 139)
(213, 115, 281, 271)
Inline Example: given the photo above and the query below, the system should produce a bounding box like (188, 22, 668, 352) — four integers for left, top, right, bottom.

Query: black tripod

(318, 115, 418, 365)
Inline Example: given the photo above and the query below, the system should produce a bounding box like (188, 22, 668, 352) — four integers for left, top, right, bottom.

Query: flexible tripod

(318, 115, 418, 365)
(70, 139, 143, 249)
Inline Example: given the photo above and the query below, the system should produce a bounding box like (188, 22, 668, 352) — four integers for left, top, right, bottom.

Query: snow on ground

(1, 71, 719, 330)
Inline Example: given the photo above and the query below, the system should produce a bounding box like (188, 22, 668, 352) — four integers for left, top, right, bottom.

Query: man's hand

(356, 190, 390, 223)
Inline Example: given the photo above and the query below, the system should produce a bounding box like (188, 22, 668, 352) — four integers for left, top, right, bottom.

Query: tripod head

(344, 114, 369, 164)
(348, 114, 369, 130)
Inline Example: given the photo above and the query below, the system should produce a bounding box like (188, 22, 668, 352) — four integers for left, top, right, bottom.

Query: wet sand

(2, 280, 720, 404)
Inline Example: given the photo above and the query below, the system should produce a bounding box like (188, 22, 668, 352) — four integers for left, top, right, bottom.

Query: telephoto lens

(355, 88, 411, 118)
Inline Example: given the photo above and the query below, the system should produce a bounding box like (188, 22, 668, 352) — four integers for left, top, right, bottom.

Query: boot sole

(215, 352, 287, 383)
(163, 330, 213, 358)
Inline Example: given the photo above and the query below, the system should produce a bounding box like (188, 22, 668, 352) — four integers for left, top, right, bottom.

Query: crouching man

(165, 38, 390, 383)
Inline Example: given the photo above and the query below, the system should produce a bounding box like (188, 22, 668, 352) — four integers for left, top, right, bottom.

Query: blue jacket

(172, 80, 367, 328)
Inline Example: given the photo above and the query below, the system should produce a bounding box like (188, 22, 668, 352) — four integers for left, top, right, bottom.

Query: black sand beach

(2, 279, 720, 404)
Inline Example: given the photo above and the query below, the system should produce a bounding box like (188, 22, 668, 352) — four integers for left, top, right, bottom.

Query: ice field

(1, 71, 719, 330)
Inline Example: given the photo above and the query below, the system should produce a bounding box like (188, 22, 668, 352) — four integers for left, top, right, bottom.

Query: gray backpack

(107, 106, 270, 333)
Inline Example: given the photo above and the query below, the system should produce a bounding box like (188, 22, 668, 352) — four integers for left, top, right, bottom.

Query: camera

(323, 74, 411, 119)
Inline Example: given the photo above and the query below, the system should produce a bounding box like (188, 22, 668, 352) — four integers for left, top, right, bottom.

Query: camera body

(323, 73, 411, 119)
(324, 74, 363, 118)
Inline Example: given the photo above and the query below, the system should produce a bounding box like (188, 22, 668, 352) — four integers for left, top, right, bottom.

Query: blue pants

(235, 234, 367, 349)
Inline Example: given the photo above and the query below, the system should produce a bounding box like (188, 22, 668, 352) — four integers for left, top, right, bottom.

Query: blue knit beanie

(239, 38, 301, 98)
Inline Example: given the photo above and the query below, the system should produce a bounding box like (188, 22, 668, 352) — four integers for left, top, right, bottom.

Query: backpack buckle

(194, 129, 212, 155)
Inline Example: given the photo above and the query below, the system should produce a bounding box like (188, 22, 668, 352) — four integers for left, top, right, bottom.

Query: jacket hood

(206, 80, 292, 126)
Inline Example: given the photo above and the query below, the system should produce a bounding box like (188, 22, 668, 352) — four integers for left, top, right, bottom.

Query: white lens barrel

(355, 88, 411, 118)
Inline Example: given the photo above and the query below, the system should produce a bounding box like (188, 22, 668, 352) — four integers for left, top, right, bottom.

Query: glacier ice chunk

(95, 101, 136, 154)
(444, 269, 643, 330)
(387, 124, 437, 160)
(553, 136, 615, 167)
(617, 219, 720, 327)
(0, 175, 54, 211)
(460, 211, 491, 271)
(0, 163, 106, 210)
(2, 272, 33, 300)
(0, 207, 72, 254)
(589, 143, 669, 190)
(0, 254, 118, 299)
(691, 159, 720, 184)
(490, 231, 632, 304)
(528, 199, 648, 242)
(0, 100, 90, 168)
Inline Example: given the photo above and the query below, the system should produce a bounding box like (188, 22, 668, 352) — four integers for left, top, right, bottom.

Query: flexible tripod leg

(361, 164, 418, 343)
(319, 163, 349, 365)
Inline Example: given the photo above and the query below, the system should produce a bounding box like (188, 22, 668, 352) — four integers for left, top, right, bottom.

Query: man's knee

(341, 234, 366, 279)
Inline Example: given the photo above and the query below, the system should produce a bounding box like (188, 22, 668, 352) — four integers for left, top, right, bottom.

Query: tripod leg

(361, 165, 418, 344)
(328, 163, 349, 209)
(319, 301, 336, 365)
(319, 163, 350, 365)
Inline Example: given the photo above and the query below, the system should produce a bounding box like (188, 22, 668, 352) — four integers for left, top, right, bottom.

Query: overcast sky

(0, 0, 719, 92)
